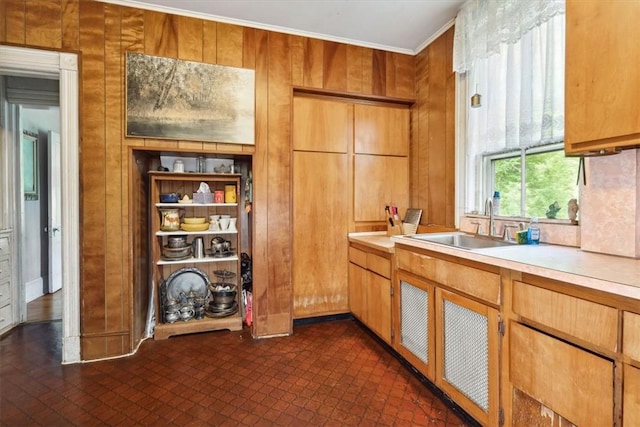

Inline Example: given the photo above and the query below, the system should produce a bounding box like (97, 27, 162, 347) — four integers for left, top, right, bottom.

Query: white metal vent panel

(442, 299, 489, 412)
(400, 280, 428, 364)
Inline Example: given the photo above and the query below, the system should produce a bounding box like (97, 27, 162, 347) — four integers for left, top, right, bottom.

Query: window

(453, 1, 575, 222)
(486, 144, 579, 219)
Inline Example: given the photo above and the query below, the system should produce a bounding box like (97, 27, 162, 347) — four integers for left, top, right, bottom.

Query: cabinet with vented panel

(394, 245, 501, 427)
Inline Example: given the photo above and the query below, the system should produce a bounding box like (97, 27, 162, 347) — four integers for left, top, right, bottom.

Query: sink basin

(408, 233, 515, 250)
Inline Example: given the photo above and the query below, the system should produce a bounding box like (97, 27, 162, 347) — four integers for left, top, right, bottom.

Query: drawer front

(367, 252, 390, 279)
(434, 259, 500, 305)
(348, 246, 367, 268)
(624, 311, 640, 362)
(0, 303, 13, 333)
(513, 280, 618, 352)
(510, 322, 614, 427)
(396, 248, 437, 278)
(396, 249, 500, 305)
(0, 258, 9, 281)
(0, 236, 8, 254)
(0, 279, 10, 307)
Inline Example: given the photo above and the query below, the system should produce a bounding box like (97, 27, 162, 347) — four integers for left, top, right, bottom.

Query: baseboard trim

(25, 277, 44, 303)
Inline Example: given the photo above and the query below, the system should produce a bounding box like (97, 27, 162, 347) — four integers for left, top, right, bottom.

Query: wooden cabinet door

(394, 270, 435, 381)
(624, 364, 640, 427)
(367, 272, 391, 344)
(353, 154, 409, 221)
(292, 96, 352, 153)
(435, 288, 500, 427)
(354, 104, 410, 156)
(348, 262, 367, 322)
(565, 0, 640, 154)
(510, 322, 614, 427)
(293, 151, 349, 318)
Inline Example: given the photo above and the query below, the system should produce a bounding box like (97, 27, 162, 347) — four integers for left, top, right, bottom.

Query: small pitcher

(159, 208, 182, 231)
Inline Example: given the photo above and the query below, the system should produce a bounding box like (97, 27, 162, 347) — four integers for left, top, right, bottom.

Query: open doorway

(0, 45, 80, 363)
(16, 102, 63, 322)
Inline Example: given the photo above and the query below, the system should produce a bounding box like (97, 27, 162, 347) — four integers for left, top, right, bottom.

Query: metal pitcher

(192, 237, 205, 259)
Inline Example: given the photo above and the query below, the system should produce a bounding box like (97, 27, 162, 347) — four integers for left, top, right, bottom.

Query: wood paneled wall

(411, 28, 456, 228)
(0, 0, 450, 360)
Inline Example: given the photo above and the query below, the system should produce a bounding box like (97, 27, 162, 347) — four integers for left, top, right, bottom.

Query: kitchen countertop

(391, 233, 640, 302)
(348, 232, 395, 253)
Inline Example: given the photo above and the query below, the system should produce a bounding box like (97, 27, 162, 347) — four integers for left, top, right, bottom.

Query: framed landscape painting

(126, 52, 255, 145)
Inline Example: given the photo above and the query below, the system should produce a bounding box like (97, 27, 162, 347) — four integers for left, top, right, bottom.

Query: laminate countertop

(348, 232, 395, 253)
(391, 232, 640, 302)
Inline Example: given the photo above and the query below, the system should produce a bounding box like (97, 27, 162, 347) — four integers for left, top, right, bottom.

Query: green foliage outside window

(494, 150, 579, 219)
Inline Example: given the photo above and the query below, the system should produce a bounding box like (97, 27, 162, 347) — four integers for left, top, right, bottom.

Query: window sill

(460, 214, 580, 248)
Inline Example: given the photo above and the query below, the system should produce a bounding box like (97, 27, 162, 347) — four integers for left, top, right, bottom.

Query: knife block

(387, 222, 402, 236)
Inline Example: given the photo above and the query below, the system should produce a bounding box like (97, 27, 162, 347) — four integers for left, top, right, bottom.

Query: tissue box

(192, 192, 214, 204)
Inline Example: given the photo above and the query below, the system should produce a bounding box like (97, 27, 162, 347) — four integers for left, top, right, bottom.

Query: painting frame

(125, 52, 255, 145)
(22, 130, 38, 201)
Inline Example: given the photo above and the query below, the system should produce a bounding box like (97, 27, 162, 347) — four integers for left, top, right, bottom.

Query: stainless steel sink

(408, 233, 515, 250)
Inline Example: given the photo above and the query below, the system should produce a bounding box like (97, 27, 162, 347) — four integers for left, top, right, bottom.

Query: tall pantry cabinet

(292, 94, 409, 319)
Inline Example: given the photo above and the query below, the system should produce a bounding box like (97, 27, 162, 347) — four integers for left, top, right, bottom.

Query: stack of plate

(162, 244, 191, 261)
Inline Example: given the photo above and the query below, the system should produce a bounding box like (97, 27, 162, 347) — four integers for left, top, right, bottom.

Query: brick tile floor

(0, 319, 474, 426)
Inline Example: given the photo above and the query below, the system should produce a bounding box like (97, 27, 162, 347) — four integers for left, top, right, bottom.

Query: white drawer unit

(0, 303, 13, 333)
(0, 279, 10, 307)
(0, 236, 8, 254)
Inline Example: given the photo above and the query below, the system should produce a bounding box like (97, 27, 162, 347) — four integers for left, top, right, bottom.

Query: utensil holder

(387, 222, 402, 236)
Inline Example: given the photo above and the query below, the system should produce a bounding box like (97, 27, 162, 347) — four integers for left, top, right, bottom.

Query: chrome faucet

(485, 198, 494, 237)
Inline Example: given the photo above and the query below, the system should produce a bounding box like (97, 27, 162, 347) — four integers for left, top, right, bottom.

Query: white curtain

(453, 0, 565, 213)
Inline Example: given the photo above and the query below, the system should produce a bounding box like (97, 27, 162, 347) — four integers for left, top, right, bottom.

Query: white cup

(219, 218, 230, 230)
(228, 218, 237, 232)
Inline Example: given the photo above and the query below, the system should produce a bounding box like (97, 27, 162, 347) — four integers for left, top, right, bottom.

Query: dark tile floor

(1, 319, 472, 426)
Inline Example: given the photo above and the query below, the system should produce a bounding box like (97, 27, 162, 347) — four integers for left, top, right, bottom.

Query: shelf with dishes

(156, 230, 238, 236)
(149, 172, 244, 339)
(155, 203, 238, 208)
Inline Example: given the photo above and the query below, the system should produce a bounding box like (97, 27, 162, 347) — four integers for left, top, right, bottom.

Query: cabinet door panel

(368, 272, 391, 343)
(624, 311, 640, 363)
(565, 0, 640, 153)
(394, 271, 435, 380)
(292, 96, 352, 153)
(625, 364, 640, 427)
(348, 262, 367, 322)
(436, 288, 499, 426)
(354, 104, 410, 156)
(510, 322, 614, 427)
(354, 154, 408, 221)
(293, 151, 349, 317)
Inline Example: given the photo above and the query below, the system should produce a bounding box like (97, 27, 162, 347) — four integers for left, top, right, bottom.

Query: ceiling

(108, 0, 466, 54)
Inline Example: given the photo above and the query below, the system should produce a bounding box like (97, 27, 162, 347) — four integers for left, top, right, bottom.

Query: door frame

(0, 45, 80, 364)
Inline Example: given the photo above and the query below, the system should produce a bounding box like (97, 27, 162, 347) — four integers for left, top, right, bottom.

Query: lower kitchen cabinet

(436, 288, 500, 427)
(348, 244, 392, 344)
(510, 321, 614, 427)
(394, 246, 501, 426)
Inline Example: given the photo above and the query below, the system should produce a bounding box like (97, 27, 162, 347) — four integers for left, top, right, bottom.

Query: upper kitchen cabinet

(292, 96, 353, 153)
(354, 104, 410, 156)
(565, 0, 640, 155)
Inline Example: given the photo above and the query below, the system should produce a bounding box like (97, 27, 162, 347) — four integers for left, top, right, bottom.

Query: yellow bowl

(183, 217, 206, 224)
(180, 223, 209, 232)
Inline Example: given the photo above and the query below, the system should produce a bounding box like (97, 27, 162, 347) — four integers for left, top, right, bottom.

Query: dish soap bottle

(528, 217, 540, 244)
(492, 191, 501, 216)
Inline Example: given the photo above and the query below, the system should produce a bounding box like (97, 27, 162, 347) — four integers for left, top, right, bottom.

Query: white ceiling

(108, 0, 466, 54)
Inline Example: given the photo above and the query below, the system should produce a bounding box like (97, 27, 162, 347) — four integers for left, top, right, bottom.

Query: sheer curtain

(453, 0, 565, 213)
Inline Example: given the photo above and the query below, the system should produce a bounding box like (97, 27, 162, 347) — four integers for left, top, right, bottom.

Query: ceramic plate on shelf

(165, 267, 211, 302)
